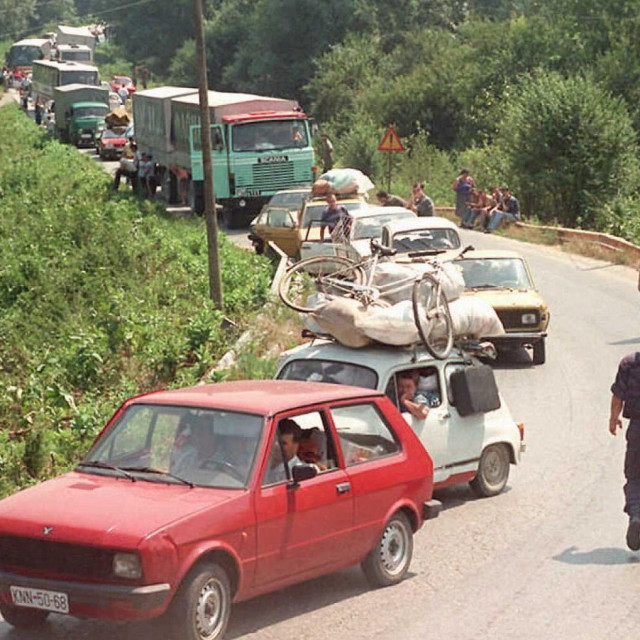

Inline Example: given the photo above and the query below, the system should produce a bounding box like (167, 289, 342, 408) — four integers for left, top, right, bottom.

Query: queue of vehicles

(0, 35, 548, 639)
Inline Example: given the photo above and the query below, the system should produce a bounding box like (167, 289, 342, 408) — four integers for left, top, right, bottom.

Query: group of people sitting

(376, 182, 436, 217)
(460, 185, 521, 233)
(112, 137, 157, 198)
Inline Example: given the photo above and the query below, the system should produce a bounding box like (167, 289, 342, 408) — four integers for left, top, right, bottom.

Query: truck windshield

(62, 52, 91, 62)
(7, 45, 42, 67)
(62, 71, 98, 85)
(278, 359, 378, 389)
(81, 404, 264, 489)
(74, 106, 108, 118)
(232, 120, 308, 152)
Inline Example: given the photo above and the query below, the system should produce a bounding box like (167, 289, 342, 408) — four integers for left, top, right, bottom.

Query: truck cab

(66, 102, 108, 146)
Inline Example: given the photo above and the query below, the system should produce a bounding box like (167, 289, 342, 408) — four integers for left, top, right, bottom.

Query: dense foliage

(0, 104, 272, 496)
(5, 1, 640, 235)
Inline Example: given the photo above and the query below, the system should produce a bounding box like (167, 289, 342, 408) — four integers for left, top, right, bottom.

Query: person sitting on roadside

(397, 373, 430, 420)
(320, 193, 352, 242)
(113, 141, 139, 191)
(410, 182, 435, 217)
(461, 187, 493, 229)
(485, 186, 521, 233)
(376, 190, 407, 208)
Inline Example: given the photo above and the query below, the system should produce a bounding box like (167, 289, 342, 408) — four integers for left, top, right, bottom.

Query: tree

(495, 72, 640, 228)
(0, 0, 37, 40)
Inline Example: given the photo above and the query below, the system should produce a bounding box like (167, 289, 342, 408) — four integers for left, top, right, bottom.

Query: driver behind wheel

(170, 415, 219, 477)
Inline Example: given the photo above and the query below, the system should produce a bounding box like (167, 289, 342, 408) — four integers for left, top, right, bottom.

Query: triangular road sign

(378, 125, 405, 152)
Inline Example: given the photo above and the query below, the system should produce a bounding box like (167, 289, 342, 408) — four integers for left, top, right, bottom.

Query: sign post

(377, 125, 405, 191)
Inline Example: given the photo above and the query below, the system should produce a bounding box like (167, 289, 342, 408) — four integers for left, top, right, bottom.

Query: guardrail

(434, 206, 640, 265)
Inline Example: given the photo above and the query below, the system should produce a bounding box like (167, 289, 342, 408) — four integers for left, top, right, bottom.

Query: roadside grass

(221, 301, 305, 382)
(436, 206, 638, 266)
(558, 238, 632, 266)
(0, 103, 274, 495)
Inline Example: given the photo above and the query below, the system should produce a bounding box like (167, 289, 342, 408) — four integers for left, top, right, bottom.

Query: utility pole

(194, 0, 224, 308)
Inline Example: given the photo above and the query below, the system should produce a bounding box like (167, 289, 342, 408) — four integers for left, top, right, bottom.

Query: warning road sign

(378, 126, 405, 152)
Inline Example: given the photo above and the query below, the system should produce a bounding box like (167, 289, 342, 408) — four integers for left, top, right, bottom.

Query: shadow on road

(1, 567, 375, 640)
(490, 346, 534, 370)
(553, 545, 640, 566)
(434, 483, 512, 512)
(609, 336, 640, 346)
(225, 568, 371, 639)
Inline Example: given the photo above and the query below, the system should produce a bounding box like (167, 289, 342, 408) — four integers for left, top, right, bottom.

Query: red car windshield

(81, 404, 264, 489)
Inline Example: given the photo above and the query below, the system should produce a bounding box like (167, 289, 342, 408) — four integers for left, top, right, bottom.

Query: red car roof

(130, 380, 382, 416)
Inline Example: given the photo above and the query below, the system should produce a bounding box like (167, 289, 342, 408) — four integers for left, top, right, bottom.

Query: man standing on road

(319, 193, 351, 242)
(320, 133, 334, 173)
(610, 353, 640, 550)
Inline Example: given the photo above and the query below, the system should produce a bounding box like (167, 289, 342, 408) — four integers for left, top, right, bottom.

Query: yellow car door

(261, 207, 300, 257)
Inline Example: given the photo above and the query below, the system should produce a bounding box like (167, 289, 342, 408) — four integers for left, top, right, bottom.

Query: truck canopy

(171, 91, 300, 121)
(132, 86, 199, 165)
(54, 83, 109, 126)
(56, 25, 97, 51)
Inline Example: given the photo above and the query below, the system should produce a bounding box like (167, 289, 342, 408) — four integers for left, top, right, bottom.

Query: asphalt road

(2, 225, 638, 640)
(2, 102, 639, 636)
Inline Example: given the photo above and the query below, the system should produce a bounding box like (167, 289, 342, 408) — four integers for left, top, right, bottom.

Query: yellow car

(456, 250, 550, 365)
(249, 190, 368, 259)
(248, 187, 311, 256)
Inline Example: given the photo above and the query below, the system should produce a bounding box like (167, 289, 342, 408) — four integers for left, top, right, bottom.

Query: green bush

(494, 72, 640, 229)
(0, 104, 273, 496)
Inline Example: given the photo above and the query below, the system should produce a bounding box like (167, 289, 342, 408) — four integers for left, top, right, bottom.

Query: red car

(109, 75, 136, 95)
(0, 380, 439, 640)
(96, 128, 127, 160)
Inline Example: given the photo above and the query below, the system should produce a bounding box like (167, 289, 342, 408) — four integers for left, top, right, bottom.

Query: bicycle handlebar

(370, 239, 397, 257)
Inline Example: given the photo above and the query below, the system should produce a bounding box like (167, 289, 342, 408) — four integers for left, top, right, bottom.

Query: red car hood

(0, 472, 239, 547)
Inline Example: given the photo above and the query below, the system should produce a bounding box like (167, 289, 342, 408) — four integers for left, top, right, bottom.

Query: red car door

(327, 399, 411, 558)
(253, 409, 354, 589)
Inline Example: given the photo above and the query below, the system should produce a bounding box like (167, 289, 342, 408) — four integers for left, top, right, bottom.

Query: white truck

(56, 25, 97, 54)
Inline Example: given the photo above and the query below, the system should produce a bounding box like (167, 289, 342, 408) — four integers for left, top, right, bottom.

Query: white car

(275, 340, 525, 496)
(381, 216, 462, 259)
(299, 205, 416, 263)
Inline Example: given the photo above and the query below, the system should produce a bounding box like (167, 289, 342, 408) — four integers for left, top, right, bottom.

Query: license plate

(10, 586, 69, 614)
(81, 134, 92, 139)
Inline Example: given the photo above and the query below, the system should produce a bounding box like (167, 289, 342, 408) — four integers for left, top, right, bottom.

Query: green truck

(133, 87, 317, 227)
(53, 84, 109, 147)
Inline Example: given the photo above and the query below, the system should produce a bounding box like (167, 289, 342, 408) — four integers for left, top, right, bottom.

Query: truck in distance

(133, 87, 317, 227)
(32, 60, 100, 103)
(53, 84, 109, 146)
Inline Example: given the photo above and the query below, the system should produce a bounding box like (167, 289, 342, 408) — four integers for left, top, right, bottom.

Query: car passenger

(299, 428, 328, 470)
(396, 373, 430, 420)
(264, 419, 304, 483)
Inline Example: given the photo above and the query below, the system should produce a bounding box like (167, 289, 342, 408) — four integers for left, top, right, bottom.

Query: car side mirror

(450, 364, 501, 416)
(291, 464, 317, 484)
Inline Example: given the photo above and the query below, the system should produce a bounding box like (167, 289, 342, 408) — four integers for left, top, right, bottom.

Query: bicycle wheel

(412, 272, 454, 359)
(279, 255, 365, 313)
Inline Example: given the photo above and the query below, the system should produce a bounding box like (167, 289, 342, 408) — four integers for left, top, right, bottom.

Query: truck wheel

(361, 511, 413, 588)
(168, 562, 231, 640)
(0, 602, 49, 629)
(469, 443, 510, 498)
(532, 339, 546, 365)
